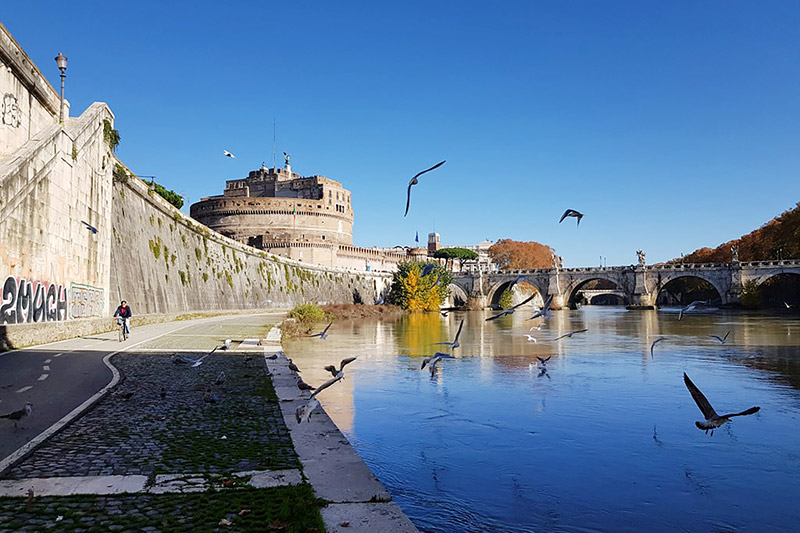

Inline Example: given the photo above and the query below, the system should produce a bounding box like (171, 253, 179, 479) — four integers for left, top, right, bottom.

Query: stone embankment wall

(110, 170, 391, 314)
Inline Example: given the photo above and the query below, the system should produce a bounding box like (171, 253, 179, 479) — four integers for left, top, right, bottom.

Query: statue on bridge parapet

(731, 244, 739, 263)
(636, 249, 646, 266)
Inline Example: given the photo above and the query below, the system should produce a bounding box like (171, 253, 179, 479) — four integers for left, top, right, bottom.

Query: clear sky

(4, 2, 799, 267)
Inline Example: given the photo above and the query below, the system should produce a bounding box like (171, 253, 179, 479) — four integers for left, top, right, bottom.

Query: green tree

(152, 182, 184, 209)
(498, 289, 513, 309)
(434, 247, 479, 270)
(388, 261, 453, 311)
(739, 280, 761, 309)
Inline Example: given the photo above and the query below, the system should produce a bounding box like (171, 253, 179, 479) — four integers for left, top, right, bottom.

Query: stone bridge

(450, 260, 800, 309)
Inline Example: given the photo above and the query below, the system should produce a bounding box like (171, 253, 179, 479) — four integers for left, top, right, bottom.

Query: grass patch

(0, 485, 325, 532)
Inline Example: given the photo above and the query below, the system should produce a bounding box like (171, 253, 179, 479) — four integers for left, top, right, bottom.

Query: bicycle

(117, 317, 130, 342)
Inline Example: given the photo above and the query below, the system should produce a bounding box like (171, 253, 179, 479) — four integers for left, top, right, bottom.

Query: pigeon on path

(0, 402, 32, 428)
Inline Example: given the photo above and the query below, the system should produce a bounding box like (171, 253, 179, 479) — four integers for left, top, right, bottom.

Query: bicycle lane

(0, 314, 272, 467)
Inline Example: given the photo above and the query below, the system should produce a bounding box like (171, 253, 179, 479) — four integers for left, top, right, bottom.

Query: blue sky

(4, 2, 799, 266)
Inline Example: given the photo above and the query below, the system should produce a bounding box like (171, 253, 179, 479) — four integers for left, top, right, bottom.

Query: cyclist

(114, 300, 132, 337)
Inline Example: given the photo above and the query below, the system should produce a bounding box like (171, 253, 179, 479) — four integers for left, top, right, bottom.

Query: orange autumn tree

(388, 261, 452, 311)
(488, 239, 554, 270)
(676, 202, 800, 263)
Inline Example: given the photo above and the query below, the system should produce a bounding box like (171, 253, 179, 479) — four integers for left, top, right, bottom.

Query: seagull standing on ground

(650, 337, 667, 358)
(486, 293, 537, 321)
(435, 320, 464, 351)
(0, 402, 32, 428)
(404, 160, 446, 217)
(683, 373, 760, 435)
(709, 331, 731, 344)
(559, 209, 584, 226)
(223, 150, 236, 159)
(553, 329, 588, 341)
(308, 322, 333, 340)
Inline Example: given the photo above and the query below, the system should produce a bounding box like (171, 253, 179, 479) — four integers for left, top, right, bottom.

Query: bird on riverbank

(486, 293, 537, 321)
(0, 402, 32, 428)
(308, 322, 333, 340)
(709, 331, 731, 344)
(288, 359, 301, 373)
(528, 295, 554, 321)
(435, 320, 464, 351)
(678, 301, 706, 320)
(297, 377, 315, 391)
(421, 352, 455, 374)
(683, 373, 760, 435)
(323, 356, 358, 378)
(223, 150, 236, 159)
(553, 329, 588, 341)
(405, 160, 446, 217)
(265, 353, 278, 360)
(650, 337, 667, 358)
(203, 389, 218, 404)
(559, 209, 584, 226)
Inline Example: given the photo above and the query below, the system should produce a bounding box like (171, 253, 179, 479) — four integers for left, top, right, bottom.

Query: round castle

(190, 159, 354, 249)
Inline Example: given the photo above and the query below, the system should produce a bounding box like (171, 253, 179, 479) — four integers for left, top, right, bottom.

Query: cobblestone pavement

(0, 484, 324, 532)
(2, 333, 297, 479)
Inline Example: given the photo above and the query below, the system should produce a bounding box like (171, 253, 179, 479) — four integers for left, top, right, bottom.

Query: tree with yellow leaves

(388, 261, 452, 311)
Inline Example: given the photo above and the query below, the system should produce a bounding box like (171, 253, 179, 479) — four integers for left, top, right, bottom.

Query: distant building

(190, 159, 413, 271)
(190, 162, 353, 247)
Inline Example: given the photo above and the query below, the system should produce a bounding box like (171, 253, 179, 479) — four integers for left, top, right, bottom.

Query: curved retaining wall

(110, 170, 391, 315)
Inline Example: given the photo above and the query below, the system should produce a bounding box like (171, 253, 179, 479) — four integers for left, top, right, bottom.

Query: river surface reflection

(284, 308, 800, 532)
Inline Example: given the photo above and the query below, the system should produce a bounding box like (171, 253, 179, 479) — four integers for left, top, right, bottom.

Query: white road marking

(44, 359, 52, 364)
(43, 365, 50, 371)
(53, 353, 64, 358)
(15, 386, 33, 393)
(37, 374, 49, 381)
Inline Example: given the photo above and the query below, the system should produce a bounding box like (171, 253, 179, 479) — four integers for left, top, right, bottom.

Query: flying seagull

(223, 150, 236, 159)
(683, 373, 760, 435)
(486, 293, 537, 321)
(80, 220, 98, 234)
(421, 263, 437, 277)
(297, 358, 356, 423)
(537, 356, 551, 369)
(435, 320, 464, 350)
(323, 356, 358, 378)
(559, 209, 584, 226)
(678, 300, 706, 320)
(421, 352, 455, 374)
(553, 329, 588, 341)
(523, 335, 537, 343)
(308, 322, 333, 340)
(650, 337, 667, 358)
(0, 402, 32, 428)
(404, 160, 446, 217)
(708, 331, 731, 344)
(528, 295, 554, 320)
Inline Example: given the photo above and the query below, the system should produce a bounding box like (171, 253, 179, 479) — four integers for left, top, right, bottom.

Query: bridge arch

(654, 273, 725, 306)
(486, 278, 546, 309)
(752, 272, 800, 308)
(564, 277, 632, 308)
(444, 282, 470, 308)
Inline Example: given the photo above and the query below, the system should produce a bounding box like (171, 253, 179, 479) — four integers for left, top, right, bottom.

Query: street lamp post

(55, 52, 67, 124)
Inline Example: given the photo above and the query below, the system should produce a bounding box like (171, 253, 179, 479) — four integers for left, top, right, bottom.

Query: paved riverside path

(0, 312, 284, 466)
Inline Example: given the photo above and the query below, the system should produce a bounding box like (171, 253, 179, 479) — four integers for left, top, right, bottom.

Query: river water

(283, 307, 800, 532)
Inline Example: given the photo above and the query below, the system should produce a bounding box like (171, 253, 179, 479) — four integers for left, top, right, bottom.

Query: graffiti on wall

(70, 284, 104, 318)
(0, 276, 68, 324)
(2, 93, 21, 128)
